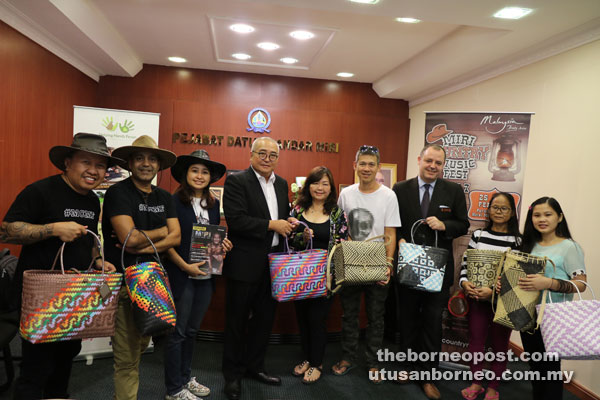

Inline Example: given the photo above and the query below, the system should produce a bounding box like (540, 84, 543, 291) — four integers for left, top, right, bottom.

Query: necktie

(421, 183, 431, 218)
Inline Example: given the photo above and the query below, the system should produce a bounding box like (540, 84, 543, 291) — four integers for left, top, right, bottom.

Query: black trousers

(520, 329, 563, 400)
(398, 287, 448, 374)
(13, 338, 81, 400)
(222, 272, 277, 382)
(294, 296, 332, 366)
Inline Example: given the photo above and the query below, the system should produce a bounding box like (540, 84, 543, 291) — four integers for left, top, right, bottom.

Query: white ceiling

(2, 0, 600, 105)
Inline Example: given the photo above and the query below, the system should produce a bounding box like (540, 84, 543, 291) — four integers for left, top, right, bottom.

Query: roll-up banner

(73, 106, 160, 189)
(73, 106, 160, 360)
(424, 112, 532, 365)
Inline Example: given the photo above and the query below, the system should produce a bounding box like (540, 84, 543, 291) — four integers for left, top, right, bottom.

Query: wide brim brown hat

(112, 135, 176, 171)
(49, 132, 124, 171)
(171, 150, 226, 184)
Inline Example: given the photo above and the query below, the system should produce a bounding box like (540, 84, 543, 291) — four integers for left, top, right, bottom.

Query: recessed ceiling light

(280, 57, 298, 64)
(257, 42, 280, 51)
(290, 30, 315, 40)
(349, 0, 379, 4)
(168, 57, 187, 63)
(337, 72, 354, 78)
(395, 17, 421, 24)
(493, 7, 532, 19)
(232, 53, 251, 60)
(230, 23, 255, 33)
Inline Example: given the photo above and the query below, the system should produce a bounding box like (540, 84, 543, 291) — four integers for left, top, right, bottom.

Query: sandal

(368, 368, 383, 385)
(292, 360, 310, 377)
(461, 385, 485, 400)
(484, 389, 499, 400)
(302, 366, 323, 384)
(331, 360, 355, 376)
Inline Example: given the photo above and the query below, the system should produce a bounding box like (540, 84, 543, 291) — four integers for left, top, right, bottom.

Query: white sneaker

(185, 377, 210, 397)
(165, 388, 198, 400)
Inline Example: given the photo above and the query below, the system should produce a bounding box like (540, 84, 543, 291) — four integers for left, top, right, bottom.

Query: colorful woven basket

(122, 228, 176, 336)
(268, 221, 328, 302)
(20, 230, 122, 343)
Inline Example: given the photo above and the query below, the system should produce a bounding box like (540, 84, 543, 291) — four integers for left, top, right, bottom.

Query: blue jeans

(164, 278, 213, 395)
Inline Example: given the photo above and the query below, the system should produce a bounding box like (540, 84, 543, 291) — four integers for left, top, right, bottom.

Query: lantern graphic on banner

(488, 133, 521, 181)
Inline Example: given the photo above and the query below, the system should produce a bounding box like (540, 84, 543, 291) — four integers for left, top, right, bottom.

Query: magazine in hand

(189, 224, 227, 279)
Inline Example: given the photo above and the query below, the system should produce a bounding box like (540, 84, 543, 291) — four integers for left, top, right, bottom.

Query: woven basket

(327, 235, 388, 292)
(268, 222, 328, 302)
(492, 250, 552, 332)
(122, 228, 176, 336)
(466, 249, 504, 288)
(20, 230, 122, 343)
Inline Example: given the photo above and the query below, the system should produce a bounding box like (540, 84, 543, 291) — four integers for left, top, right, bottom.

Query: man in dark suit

(221, 137, 294, 400)
(392, 144, 469, 400)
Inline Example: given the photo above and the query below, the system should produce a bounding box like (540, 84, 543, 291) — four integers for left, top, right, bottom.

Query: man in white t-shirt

(331, 145, 401, 383)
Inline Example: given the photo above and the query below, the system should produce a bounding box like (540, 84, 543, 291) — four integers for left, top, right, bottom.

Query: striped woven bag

(268, 221, 328, 302)
(122, 228, 176, 336)
(20, 230, 122, 343)
(536, 280, 600, 360)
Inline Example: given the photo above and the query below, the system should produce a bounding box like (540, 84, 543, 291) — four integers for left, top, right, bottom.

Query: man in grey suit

(392, 144, 469, 399)
(221, 137, 294, 400)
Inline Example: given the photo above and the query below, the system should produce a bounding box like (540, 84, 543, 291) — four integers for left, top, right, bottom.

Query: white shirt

(252, 167, 279, 247)
(191, 197, 209, 224)
(338, 183, 401, 241)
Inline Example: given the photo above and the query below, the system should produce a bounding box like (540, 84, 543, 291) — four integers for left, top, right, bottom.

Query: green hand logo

(119, 120, 135, 133)
(102, 116, 117, 131)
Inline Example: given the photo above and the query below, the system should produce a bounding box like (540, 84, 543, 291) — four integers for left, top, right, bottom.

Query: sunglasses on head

(359, 145, 379, 154)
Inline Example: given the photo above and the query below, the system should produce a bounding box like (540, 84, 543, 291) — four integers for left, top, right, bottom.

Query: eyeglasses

(490, 205, 511, 213)
(359, 145, 379, 154)
(252, 151, 279, 161)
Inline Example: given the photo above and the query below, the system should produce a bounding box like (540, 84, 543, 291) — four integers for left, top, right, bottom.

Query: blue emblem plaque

(247, 108, 271, 133)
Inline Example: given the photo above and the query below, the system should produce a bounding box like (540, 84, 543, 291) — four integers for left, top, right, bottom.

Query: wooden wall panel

(0, 22, 98, 256)
(98, 65, 409, 196)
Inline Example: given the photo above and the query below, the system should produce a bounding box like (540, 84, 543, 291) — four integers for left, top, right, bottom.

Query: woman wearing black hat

(163, 150, 232, 400)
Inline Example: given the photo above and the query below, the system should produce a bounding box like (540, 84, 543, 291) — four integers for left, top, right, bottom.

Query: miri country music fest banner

(424, 112, 532, 363)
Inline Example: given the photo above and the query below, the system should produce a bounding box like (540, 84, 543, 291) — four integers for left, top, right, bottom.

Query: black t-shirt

(3, 174, 100, 281)
(102, 177, 177, 272)
(299, 215, 330, 251)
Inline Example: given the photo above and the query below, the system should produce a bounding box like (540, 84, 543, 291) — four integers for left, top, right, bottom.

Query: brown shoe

(422, 383, 442, 400)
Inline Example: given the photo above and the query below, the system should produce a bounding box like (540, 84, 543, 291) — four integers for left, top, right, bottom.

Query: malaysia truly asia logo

(246, 108, 271, 133)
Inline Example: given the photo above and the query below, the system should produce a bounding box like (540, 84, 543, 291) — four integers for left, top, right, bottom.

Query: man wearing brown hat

(102, 135, 181, 400)
(1, 132, 120, 400)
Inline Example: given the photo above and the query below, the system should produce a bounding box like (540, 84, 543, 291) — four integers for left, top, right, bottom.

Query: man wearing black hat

(1, 132, 120, 400)
(102, 135, 181, 400)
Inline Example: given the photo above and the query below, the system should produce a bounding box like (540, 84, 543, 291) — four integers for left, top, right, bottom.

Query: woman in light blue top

(518, 197, 586, 400)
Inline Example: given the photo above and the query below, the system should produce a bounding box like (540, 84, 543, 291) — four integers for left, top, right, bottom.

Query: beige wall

(407, 39, 600, 396)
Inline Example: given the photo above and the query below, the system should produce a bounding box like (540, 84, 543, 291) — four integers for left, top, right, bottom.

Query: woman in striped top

(460, 192, 521, 400)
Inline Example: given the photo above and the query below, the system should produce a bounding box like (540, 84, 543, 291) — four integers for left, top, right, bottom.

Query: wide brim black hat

(49, 132, 124, 171)
(171, 150, 226, 184)
(111, 135, 176, 171)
